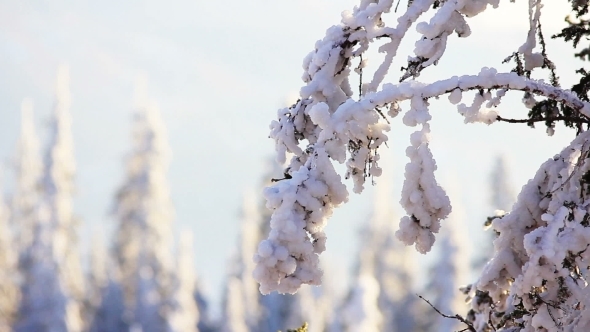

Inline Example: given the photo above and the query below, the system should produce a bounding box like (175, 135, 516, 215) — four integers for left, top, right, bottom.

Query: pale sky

(0, 0, 580, 312)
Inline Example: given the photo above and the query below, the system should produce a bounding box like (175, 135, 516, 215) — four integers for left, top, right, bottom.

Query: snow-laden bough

(254, 0, 590, 306)
(469, 132, 590, 331)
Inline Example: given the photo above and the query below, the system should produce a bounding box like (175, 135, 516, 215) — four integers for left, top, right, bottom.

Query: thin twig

(537, 19, 560, 87)
(374, 106, 391, 124)
(418, 294, 477, 332)
(394, 0, 402, 12)
(358, 54, 364, 97)
(496, 115, 590, 124)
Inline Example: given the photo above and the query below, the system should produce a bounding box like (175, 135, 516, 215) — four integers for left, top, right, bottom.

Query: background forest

(0, 67, 513, 331)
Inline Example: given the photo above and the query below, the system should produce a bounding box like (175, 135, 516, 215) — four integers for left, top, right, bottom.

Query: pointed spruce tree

(193, 281, 215, 332)
(0, 178, 18, 332)
(230, 192, 263, 330)
(12, 99, 42, 257)
(350, 154, 423, 332)
(423, 188, 471, 332)
(40, 65, 84, 331)
(473, 155, 517, 273)
(489, 155, 516, 213)
(87, 231, 127, 332)
(167, 231, 200, 332)
(283, 284, 334, 332)
(112, 81, 175, 331)
(220, 277, 250, 332)
(6, 99, 41, 331)
(340, 274, 382, 332)
(14, 204, 70, 332)
(10, 102, 45, 331)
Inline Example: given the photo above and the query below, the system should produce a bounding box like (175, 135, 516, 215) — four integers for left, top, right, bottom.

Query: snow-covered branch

(255, 0, 590, 295)
(471, 131, 590, 330)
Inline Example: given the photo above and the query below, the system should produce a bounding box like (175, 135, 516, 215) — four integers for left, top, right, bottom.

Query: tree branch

(496, 115, 590, 124)
(417, 294, 476, 332)
(363, 72, 590, 123)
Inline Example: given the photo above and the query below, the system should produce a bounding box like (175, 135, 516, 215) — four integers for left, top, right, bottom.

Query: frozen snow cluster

(255, 0, 590, 308)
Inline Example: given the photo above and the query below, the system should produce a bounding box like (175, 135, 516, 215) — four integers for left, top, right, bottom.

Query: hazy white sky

(0, 0, 580, 311)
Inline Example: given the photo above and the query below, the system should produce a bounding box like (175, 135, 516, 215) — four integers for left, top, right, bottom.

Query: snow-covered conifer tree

(87, 231, 128, 332)
(167, 231, 200, 332)
(340, 155, 422, 331)
(425, 230, 461, 332)
(257, 0, 590, 329)
(2, 99, 42, 330)
(0, 179, 18, 332)
(490, 156, 516, 213)
(193, 283, 215, 332)
(368, 160, 423, 332)
(284, 285, 333, 332)
(220, 277, 250, 332)
(133, 247, 165, 332)
(12, 99, 42, 255)
(87, 232, 108, 324)
(233, 193, 263, 330)
(259, 292, 297, 332)
(88, 279, 127, 332)
(112, 80, 175, 330)
(337, 191, 393, 332)
(225, 190, 289, 332)
(473, 155, 516, 272)
(40, 65, 84, 332)
(424, 200, 470, 332)
(14, 205, 71, 332)
(340, 274, 382, 332)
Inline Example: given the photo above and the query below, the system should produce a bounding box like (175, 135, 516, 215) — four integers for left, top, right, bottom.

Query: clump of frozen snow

(396, 97, 450, 253)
